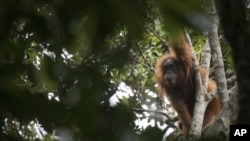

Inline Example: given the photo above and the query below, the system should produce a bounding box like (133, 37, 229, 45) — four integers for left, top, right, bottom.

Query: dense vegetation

(0, 0, 244, 141)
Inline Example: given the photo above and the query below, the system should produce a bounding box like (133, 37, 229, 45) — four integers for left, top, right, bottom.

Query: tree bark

(197, 1, 231, 140)
(184, 31, 208, 140)
(216, 0, 250, 124)
(200, 39, 211, 90)
(207, 0, 229, 108)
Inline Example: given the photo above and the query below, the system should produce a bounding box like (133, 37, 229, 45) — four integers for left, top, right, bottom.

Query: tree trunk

(216, 0, 250, 124)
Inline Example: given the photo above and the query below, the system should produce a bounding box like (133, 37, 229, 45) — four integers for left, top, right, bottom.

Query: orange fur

(154, 36, 220, 137)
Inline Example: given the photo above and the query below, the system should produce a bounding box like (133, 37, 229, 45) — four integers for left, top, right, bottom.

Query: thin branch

(132, 108, 175, 121)
(134, 41, 155, 72)
(227, 75, 236, 84)
(132, 107, 180, 133)
(148, 28, 169, 48)
(228, 84, 237, 96)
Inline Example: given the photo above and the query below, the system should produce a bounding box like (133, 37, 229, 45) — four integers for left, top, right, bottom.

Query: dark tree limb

(215, 0, 250, 124)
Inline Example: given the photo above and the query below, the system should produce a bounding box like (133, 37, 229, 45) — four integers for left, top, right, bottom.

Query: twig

(134, 41, 155, 72)
(148, 28, 169, 48)
(228, 84, 237, 96)
(132, 108, 177, 122)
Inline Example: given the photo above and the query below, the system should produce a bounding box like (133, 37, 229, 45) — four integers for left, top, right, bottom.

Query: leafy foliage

(0, 1, 232, 141)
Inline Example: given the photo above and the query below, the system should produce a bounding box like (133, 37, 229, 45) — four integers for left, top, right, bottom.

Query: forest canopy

(0, 0, 249, 141)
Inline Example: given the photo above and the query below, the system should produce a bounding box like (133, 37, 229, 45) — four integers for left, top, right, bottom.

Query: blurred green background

(0, 0, 233, 141)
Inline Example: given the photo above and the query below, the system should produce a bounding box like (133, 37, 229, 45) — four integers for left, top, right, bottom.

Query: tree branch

(184, 30, 209, 140)
(216, 0, 250, 125)
(149, 28, 169, 49)
(134, 41, 155, 72)
(200, 39, 211, 91)
(201, 0, 231, 139)
(132, 108, 177, 122)
(208, 0, 229, 108)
